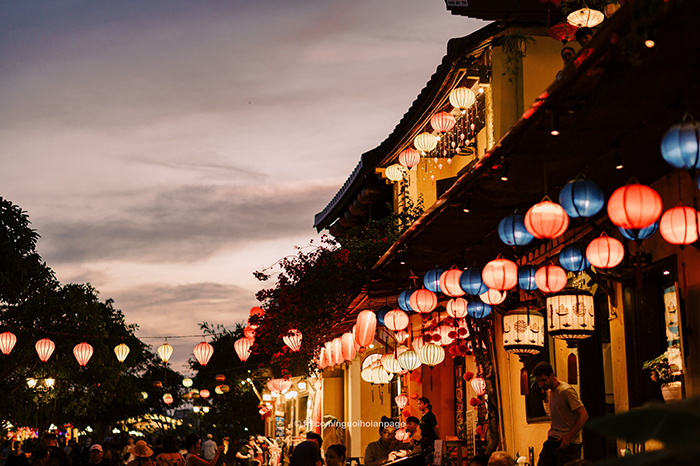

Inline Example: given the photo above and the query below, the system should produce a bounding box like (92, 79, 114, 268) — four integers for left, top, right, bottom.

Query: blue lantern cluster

(661, 120, 700, 170)
(518, 265, 538, 291)
(376, 306, 391, 326)
(467, 301, 492, 319)
(559, 179, 605, 218)
(460, 268, 488, 295)
(423, 268, 445, 293)
(398, 290, 414, 312)
(558, 243, 590, 272)
(498, 214, 534, 246)
(619, 221, 659, 241)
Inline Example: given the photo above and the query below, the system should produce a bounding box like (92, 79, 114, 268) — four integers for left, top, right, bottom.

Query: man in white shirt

(201, 435, 217, 461)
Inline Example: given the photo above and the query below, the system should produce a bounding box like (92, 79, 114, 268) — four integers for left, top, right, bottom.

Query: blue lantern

(618, 221, 659, 241)
(558, 243, 590, 272)
(460, 268, 488, 295)
(661, 119, 700, 169)
(423, 268, 445, 293)
(498, 214, 534, 246)
(398, 290, 414, 312)
(376, 306, 391, 326)
(467, 301, 492, 319)
(559, 179, 605, 218)
(518, 265, 538, 291)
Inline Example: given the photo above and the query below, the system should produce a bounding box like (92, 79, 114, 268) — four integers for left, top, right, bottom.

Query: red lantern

(35, 338, 55, 363)
(283, 329, 303, 352)
(446, 298, 468, 318)
(607, 184, 662, 229)
(471, 377, 486, 396)
(395, 428, 410, 442)
(398, 148, 421, 169)
(525, 201, 569, 239)
(548, 22, 578, 43)
(395, 393, 409, 409)
(482, 257, 518, 290)
(586, 233, 625, 269)
(440, 269, 465, 297)
(341, 332, 356, 362)
(480, 289, 506, 305)
(395, 330, 409, 344)
(435, 325, 455, 346)
(244, 326, 256, 340)
(317, 348, 327, 369)
(333, 337, 344, 366)
(412, 335, 425, 352)
(153, 380, 163, 388)
(355, 310, 377, 348)
(384, 309, 410, 331)
(163, 393, 174, 404)
(430, 111, 457, 133)
(267, 378, 292, 394)
(659, 206, 700, 245)
(234, 337, 253, 362)
(0, 331, 17, 355)
(215, 374, 226, 382)
(73, 342, 93, 367)
(200, 389, 210, 399)
(248, 306, 265, 329)
(534, 265, 567, 293)
(194, 341, 214, 367)
(409, 289, 438, 314)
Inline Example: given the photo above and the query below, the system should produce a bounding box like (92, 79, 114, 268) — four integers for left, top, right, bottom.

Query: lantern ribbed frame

(35, 338, 55, 363)
(283, 329, 303, 352)
(398, 290, 414, 312)
(440, 269, 465, 297)
(355, 310, 377, 348)
(482, 257, 518, 291)
(398, 349, 422, 372)
(525, 201, 569, 239)
(436, 325, 455, 346)
(398, 148, 421, 169)
(361, 367, 376, 384)
(607, 184, 662, 230)
(362, 353, 382, 370)
(414, 132, 438, 153)
(0, 331, 17, 355)
(661, 119, 700, 169)
(114, 343, 130, 363)
(460, 268, 488, 295)
(395, 330, 409, 344)
(384, 309, 410, 331)
(409, 289, 438, 314)
(372, 366, 393, 385)
(395, 393, 409, 409)
(333, 337, 344, 366)
(268, 378, 292, 394)
(418, 343, 445, 366)
(567, 8, 604, 27)
(423, 268, 445, 293)
(534, 265, 568, 293)
(619, 221, 658, 241)
(659, 206, 700, 245)
(586, 233, 625, 269)
(471, 377, 487, 396)
(446, 298, 469, 318)
(157, 342, 174, 363)
(480, 289, 506, 305)
(193, 341, 214, 367)
(559, 243, 590, 272)
(518, 265, 538, 291)
(449, 87, 476, 110)
(468, 301, 493, 318)
(385, 164, 408, 182)
(235, 337, 253, 362)
(503, 308, 545, 355)
(73, 341, 94, 367)
(498, 214, 534, 246)
(430, 111, 457, 133)
(341, 332, 356, 361)
(559, 179, 605, 218)
(381, 353, 402, 373)
(411, 336, 425, 352)
(546, 288, 595, 340)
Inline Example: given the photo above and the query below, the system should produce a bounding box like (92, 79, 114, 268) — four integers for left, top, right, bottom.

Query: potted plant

(643, 352, 682, 402)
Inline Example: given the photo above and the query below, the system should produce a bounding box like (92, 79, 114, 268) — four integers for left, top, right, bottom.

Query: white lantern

(567, 8, 604, 28)
(449, 87, 476, 112)
(397, 350, 422, 372)
(381, 353, 402, 374)
(417, 343, 445, 366)
(503, 308, 545, 355)
(157, 341, 173, 363)
(546, 288, 595, 340)
(414, 132, 438, 153)
(385, 164, 408, 182)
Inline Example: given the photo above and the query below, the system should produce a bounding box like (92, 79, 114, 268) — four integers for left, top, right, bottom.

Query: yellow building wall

(323, 370, 345, 449)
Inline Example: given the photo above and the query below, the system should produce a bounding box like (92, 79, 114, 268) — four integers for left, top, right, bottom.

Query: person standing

(183, 436, 223, 466)
(289, 433, 322, 466)
(235, 438, 256, 466)
(5, 441, 28, 466)
(44, 434, 71, 466)
(155, 436, 184, 466)
(533, 362, 589, 466)
(200, 437, 216, 463)
(417, 397, 439, 450)
(87, 446, 106, 466)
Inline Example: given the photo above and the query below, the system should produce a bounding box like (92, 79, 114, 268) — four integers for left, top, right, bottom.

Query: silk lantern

(661, 116, 700, 169)
(503, 308, 545, 355)
(418, 343, 445, 366)
(215, 374, 226, 382)
(395, 393, 409, 409)
(395, 330, 409, 344)
(268, 378, 292, 394)
(333, 337, 345, 366)
(397, 350, 422, 372)
(341, 332, 356, 362)
(607, 184, 662, 230)
(0, 331, 17, 355)
(244, 326, 256, 340)
(200, 389, 210, 399)
(498, 214, 534, 246)
(525, 201, 569, 239)
(482, 257, 518, 290)
(436, 325, 455, 346)
(471, 377, 486, 396)
(194, 341, 214, 367)
(385, 309, 410, 331)
(446, 298, 468, 318)
(414, 132, 438, 153)
(398, 290, 414, 312)
(440, 269, 465, 297)
(163, 393, 174, 405)
(376, 305, 392, 326)
(248, 306, 265, 329)
(460, 268, 488, 295)
(355, 310, 377, 348)
(659, 205, 700, 245)
(283, 329, 303, 352)
(235, 337, 253, 362)
(619, 221, 658, 241)
(409, 289, 438, 314)
(449, 87, 476, 112)
(423, 268, 445, 293)
(382, 353, 402, 373)
(559, 179, 605, 218)
(399, 148, 421, 169)
(535, 265, 567, 293)
(114, 343, 130, 363)
(567, 8, 604, 27)
(385, 164, 408, 182)
(412, 335, 425, 352)
(158, 342, 174, 363)
(518, 265, 538, 291)
(480, 289, 506, 305)
(586, 233, 625, 268)
(372, 366, 394, 385)
(468, 301, 492, 318)
(35, 338, 55, 363)
(73, 342, 94, 367)
(430, 111, 457, 133)
(558, 243, 590, 272)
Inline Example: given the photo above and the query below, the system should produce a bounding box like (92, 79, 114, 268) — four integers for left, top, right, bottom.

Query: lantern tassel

(520, 366, 529, 396)
(567, 352, 578, 385)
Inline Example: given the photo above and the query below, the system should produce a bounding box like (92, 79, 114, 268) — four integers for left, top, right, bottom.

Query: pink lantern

(482, 257, 518, 291)
(341, 332, 356, 362)
(525, 201, 569, 239)
(244, 326, 256, 340)
(395, 330, 409, 344)
(457, 319, 470, 339)
(35, 338, 55, 363)
(440, 269, 465, 297)
(355, 310, 377, 348)
(412, 335, 425, 352)
(163, 393, 174, 404)
(194, 341, 214, 367)
(534, 265, 568, 293)
(73, 342, 94, 367)
(409, 289, 438, 314)
(248, 306, 265, 329)
(385, 309, 410, 331)
(430, 111, 457, 133)
(398, 148, 421, 169)
(395, 428, 410, 442)
(446, 298, 468, 318)
(659, 205, 700, 245)
(586, 233, 625, 269)
(0, 331, 17, 355)
(333, 337, 344, 366)
(234, 337, 253, 362)
(324, 341, 335, 367)
(317, 348, 327, 369)
(435, 325, 455, 346)
(268, 378, 292, 394)
(395, 393, 409, 409)
(480, 289, 506, 305)
(283, 329, 302, 352)
(471, 377, 486, 396)
(200, 389, 210, 399)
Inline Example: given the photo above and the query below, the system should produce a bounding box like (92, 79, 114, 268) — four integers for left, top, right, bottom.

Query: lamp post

(192, 405, 210, 437)
(27, 377, 55, 435)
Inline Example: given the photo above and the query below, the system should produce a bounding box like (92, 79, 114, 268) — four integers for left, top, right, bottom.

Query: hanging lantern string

(0, 323, 227, 341)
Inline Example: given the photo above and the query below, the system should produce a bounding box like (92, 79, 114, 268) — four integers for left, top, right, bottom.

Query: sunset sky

(0, 0, 487, 371)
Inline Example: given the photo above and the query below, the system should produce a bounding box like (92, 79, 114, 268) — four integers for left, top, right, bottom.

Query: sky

(0, 0, 487, 372)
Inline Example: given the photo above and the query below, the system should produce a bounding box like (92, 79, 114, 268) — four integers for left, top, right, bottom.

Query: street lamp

(27, 377, 55, 434)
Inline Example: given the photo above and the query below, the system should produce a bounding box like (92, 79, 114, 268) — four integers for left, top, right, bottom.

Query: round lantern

(395, 330, 409, 344)
(503, 309, 545, 355)
(535, 265, 568, 293)
(395, 429, 410, 442)
(73, 342, 94, 367)
(567, 8, 604, 27)
(480, 289, 506, 305)
(398, 290, 414, 312)
(409, 289, 438, 314)
(418, 343, 445, 366)
(268, 378, 292, 394)
(659, 205, 700, 245)
(468, 301, 492, 318)
(471, 377, 486, 396)
(0, 331, 17, 355)
(430, 111, 457, 133)
(399, 148, 421, 169)
(397, 349, 422, 372)
(114, 343, 130, 363)
(559, 179, 605, 218)
(355, 310, 377, 348)
(244, 326, 256, 340)
(35, 338, 55, 363)
(546, 288, 595, 340)
(362, 353, 382, 370)
(460, 268, 488, 295)
(317, 348, 327, 370)
(518, 265, 538, 291)
(153, 380, 163, 388)
(619, 221, 658, 241)
(283, 329, 303, 352)
(163, 393, 173, 405)
(214, 385, 224, 395)
(372, 366, 394, 385)
(586, 233, 625, 268)
(449, 87, 476, 112)
(440, 269, 465, 297)
(376, 306, 391, 326)
(435, 325, 455, 346)
(341, 332, 356, 362)
(215, 374, 226, 382)
(607, 184, 662, 230)
(414, 132, 438, 153)
(385, 164, 408, 182)
(385, 309, 410, 331)
(382, 353, 402, 373)
(498, 214, 534, 246)
(194, 341, 214, 367)
(183, 378, 193, 388)
(661, 118, 700, 169)
(158, 342, 174, 363)
(361, 366, 376, 384)
(446, 298, 468, 318)
(220, 384, 230, 393)
(548, 21, 578, 43)
(200, 389, 210, 399)
(333, 337, 345, 366)
(423, 268, 445, 293)
(234, 337, 253, 362)
(482, 257, 518, 291)
(395, 393, 409, 409)
(412, 335, 425, 352)
(558, 243, 590, 272)
(248, 306, 264, 328)
(525, 201, 569, 239)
